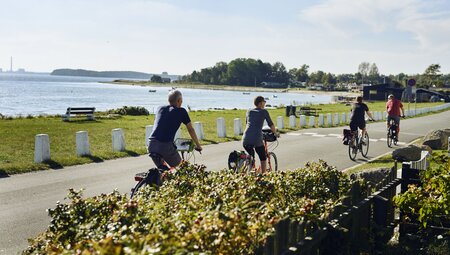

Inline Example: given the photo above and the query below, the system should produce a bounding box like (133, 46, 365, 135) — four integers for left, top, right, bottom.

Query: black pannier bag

(228, 150, 246, 169)
(342, 129, 352, 145)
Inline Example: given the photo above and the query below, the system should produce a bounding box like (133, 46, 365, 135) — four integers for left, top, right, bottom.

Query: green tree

(368, 63, 380, 84)
(419, 64, 442, 88)
(150, 75, 163, 83)
(358, 62, 370, 84)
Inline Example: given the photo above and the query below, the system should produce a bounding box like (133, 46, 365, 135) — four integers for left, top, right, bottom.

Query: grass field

(0, 102, 445, 175)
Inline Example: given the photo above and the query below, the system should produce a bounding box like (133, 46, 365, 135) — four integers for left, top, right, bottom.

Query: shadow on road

(84, 155, 104, 163)
(0, 170, 9, 178)
(124, 150, 140, 157)
(45, 160, 64, 169)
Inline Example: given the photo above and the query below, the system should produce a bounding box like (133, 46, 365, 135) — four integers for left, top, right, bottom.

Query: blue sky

(1, 0, 449, 75)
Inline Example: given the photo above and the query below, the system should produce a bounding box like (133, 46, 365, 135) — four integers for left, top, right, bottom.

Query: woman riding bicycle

(349, 96, 374, 145)
(242, 96, 279, 173)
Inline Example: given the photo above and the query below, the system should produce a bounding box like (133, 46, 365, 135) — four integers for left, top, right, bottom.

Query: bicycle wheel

(267, 152, 278, 171)
(387, 130, 393, 148)
(130, 179, 147, 199)
(361, 133, 369, 157)
(348, 137, 357, 160)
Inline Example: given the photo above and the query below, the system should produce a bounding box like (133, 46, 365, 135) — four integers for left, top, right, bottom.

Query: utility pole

(10, 56, 13, 72)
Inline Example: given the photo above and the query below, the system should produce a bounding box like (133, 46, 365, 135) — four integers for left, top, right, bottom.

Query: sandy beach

(108, 80, 360, 97)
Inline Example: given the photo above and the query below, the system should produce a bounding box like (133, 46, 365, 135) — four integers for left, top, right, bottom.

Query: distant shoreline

(106, 80, 360, 97)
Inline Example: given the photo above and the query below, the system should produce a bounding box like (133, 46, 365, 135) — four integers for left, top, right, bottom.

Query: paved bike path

(1, 110, 449, 254)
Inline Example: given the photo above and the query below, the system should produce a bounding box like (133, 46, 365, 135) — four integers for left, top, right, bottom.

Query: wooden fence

(257, 164, 401, 255)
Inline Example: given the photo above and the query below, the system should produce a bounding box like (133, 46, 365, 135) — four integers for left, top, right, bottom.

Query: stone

(392, 145, 423, 162)
(422, 129, 450, 150)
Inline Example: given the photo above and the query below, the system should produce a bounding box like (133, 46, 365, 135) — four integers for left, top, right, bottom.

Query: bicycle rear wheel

(130, 179, 147, 199)
(361, 133, 369, 157)
(267, 152, 278, 171)
(348, 137, 357, 160)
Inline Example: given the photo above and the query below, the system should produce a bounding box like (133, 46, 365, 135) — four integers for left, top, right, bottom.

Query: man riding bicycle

(386, 94, 404, 138)
(349, 96, 374, 145)
(148, 90, 202, 169)
(242, 96, 279, 173)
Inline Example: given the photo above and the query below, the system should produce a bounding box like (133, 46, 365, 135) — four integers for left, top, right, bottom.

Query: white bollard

(263, 120, 268, 128)
(347, 112, 351, 124)
(289, 115, 296, 128)
(318, 114, 324, 127)
(34, 134, 50, 163)
(333, 113, 339, 126)
(308, 116, 315, 128)
(300, 115, 307, 128)
(76, 131, 90, 156)
(341, 112, 346, 124)
(327, 113, 332, 127)
(145, 125, 153, 147)
(194, 121, 204, 140)
(217, 117, 226, 138)
(277, 116, 284, 129)
(112, 128, 125, 152)
(383, 111, 387, 120)
(234, 118, 242, 136)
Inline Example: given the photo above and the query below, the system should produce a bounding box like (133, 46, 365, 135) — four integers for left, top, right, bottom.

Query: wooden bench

(62, 107, 96, 121)
(297, 106, 322, 116)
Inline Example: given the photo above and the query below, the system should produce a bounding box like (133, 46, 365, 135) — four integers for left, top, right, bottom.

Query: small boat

(273, 95, 278, 98)
(243, 92, 250, 95)
(264, 97, 270, 100)
(148, 89, 156, 92)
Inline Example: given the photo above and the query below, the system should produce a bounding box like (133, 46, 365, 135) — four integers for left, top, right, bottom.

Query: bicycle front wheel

(348, 138, 357, 160)
(267, 152, 278, 171)
(387, 130, 393, 148)
(361, 133, 369, 157)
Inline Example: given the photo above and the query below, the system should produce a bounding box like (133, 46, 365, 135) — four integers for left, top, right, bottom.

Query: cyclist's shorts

(148, 139, 181, 167)
(349, 120, 365, 132)
(243, 144, 267, 161)
(387, 115, 400, 125)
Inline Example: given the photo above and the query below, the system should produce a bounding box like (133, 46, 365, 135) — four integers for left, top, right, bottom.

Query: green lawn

(0, 102, 446, 175)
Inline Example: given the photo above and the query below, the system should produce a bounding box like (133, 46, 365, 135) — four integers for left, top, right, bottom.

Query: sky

(1, 0, 449, 75)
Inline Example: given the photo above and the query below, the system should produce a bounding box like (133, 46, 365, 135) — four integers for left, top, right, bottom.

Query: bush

(107, 106, 149, 116)
(25, 160, 351, 254)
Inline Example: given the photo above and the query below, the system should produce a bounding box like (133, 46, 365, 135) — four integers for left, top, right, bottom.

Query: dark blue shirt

(150, 105, 191, 142)
(350, 103, 369, 122)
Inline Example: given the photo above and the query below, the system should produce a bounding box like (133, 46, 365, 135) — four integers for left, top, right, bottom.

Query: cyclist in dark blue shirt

(148, 90, 202, 168)
(349, 96, 374, 144)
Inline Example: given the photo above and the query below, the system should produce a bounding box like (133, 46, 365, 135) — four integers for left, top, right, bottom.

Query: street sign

(407, 78, 416, 86)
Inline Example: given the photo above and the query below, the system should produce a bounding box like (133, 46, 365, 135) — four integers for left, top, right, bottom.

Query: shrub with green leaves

(25, 160, 350, 254)
(107, 106, 150, 116)
(394, 152, 450, 228)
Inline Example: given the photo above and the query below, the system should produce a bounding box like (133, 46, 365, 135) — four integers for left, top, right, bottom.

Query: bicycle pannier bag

(342, 129, 352, 145)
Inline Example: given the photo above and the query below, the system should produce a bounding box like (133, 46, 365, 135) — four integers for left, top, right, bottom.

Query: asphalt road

(1, 110, 449, 254)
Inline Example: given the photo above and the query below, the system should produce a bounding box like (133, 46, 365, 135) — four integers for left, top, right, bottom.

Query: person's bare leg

(261, 160, 267, 173)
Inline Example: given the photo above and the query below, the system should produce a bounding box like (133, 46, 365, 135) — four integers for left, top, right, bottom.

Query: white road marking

(328, 134, 341, 137)
(303, 132, 317, 135)
(286, 133, 301, 136)
(312, 134, 327, 137)
(379, 138, 388, 141)
(369, 139, 378, 142)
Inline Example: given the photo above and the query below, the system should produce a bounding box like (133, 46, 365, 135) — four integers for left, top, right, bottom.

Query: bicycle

(130, 138, 200, 198)
(387, 118, 399, 148)
(348, 120, 372, 160)
(228, 129, 279, 173)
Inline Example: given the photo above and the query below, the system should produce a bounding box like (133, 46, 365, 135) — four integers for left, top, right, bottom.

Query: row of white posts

(33, 103, 450, 163)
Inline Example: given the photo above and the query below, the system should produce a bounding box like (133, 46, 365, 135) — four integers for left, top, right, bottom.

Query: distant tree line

(180, 58, 449, 89)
